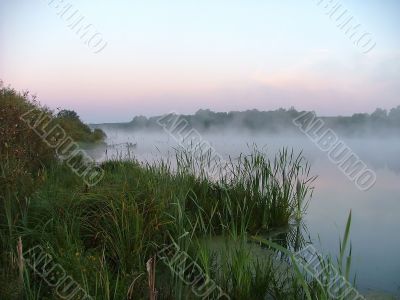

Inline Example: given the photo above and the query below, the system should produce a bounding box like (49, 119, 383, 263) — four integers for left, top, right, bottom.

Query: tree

(389, 106, 400, 120)
(370, 108, 387, 120)
(93, 128, 106, 141)
(57, 109, 80, 120)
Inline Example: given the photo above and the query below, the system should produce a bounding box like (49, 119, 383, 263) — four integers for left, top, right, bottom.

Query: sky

(1, 0, 399, 123)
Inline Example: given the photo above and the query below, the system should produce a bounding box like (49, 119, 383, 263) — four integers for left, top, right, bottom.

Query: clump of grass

(175, 146, 316, 236)
(226, 147, 315, 230)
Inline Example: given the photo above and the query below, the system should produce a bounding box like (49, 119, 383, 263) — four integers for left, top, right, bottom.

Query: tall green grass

(1, 142, 319, 299)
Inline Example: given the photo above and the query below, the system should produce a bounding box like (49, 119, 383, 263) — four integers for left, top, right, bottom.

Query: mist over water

(87, 127, 400, 296)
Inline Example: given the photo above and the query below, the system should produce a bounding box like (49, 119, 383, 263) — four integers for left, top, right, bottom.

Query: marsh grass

(0, 141, 323, 299)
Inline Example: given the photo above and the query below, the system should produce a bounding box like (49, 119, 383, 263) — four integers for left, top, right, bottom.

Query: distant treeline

(94, 107, 400, 137)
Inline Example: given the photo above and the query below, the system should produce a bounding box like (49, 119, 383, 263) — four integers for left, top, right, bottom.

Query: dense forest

(93, 107, 400, 137)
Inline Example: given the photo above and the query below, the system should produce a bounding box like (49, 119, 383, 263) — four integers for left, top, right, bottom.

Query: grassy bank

(1, 85, 357, 299)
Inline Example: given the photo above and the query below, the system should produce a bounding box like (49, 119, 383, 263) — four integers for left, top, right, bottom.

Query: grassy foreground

(1, 85, 357, 300)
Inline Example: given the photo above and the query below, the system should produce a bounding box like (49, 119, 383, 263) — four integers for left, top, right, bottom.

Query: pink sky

(1, 0, 399, 122)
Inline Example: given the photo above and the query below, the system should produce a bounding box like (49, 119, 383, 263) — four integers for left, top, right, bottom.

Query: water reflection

(259, 222, 310, 253)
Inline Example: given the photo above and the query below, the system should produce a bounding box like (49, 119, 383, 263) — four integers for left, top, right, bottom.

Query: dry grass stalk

(146, 255, 157, 300)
